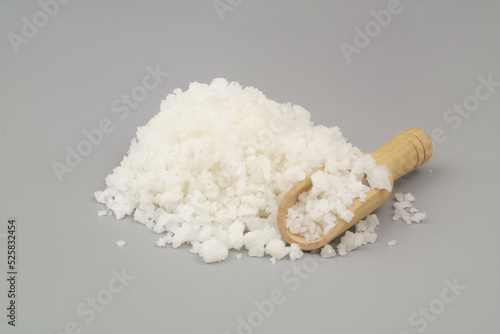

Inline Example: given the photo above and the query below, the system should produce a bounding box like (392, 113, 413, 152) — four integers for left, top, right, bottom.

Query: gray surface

(1, 1, 499, 333)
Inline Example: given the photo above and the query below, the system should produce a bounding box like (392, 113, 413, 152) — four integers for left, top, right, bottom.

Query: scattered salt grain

(156, 236, 168, 247)
(387, 240, 397, 247)
(236, 253, 242, 259)
(393, 192, 426, 224)
(404, 192, 415, 201)
(395, 192, 405, 202)
(409, 211, 426, 224)
(97, 210, 107, 217)
(116, 240, 126, 247)
(320, 244, 336, 258)
(289, 243, 304, 261)
(337, 244, 348, 256)
(269, 257, 277, 264)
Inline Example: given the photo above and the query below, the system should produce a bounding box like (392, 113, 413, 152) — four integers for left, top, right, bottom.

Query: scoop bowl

(276, 127, 433, 251)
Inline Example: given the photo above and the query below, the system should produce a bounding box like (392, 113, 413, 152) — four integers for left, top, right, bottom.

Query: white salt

(336, 214, 379, 256)
(395, 192, 405, 202)
(320, 244, 336, 258)
(116, 240, 126, 247)
(197, 237, 229, 263)
(336, 243, 346, 256)
(95, 78, 390, 263)
(387, 240, 397, 246)
(405, 193, 415, 201)
(393, 192, 426, 224)
(97, 210, 107, 217)
(409, 211, 426, 224)
(265, 238, 288, 260)
(286, 155, 391, 241)
(156, 236, 168, 247)
(289, 243, 304, 261)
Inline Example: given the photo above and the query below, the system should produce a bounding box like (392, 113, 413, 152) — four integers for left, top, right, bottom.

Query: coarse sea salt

(336, 214, 379, 256)
(116, 240, 126, 247)
(317, 214, 381, 257)
(95, 78, 390, 263)
(393, 192, 426, 224)
(97, 210, 108, 217)
(387, 240, 397, 247)
(320, 244, 336, 258)
(286, 155, 391, 241)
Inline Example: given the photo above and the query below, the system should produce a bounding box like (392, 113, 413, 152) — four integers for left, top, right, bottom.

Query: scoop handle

(371, 127, 433, 181)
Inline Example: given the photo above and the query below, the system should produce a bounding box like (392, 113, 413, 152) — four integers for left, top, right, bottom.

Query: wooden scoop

(277, 127, 433, 250)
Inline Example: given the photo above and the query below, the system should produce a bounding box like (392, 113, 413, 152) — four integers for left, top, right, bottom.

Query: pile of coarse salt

(95, 78, 390, 263)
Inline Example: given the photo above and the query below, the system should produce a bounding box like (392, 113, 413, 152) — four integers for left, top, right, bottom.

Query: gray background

(1, 1, 499, 333)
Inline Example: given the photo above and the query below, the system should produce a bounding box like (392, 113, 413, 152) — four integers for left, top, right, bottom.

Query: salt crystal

(320, 244, 336, 258)
(395, 192, 405, 201)
(336, 214, 379, 256)
(198, 237, 228, 263)
(410, 211, 426, 224)
(116, 240, 126, 247)
(387, 240, 397, 246)
(393, 192, 426, 224)
(243, 230, 267, 257)
(337, 244, 347, 256)
(156, 236, 168, 247)
(289, 244, 304, 261)
(265, 238, 289, 260)
(190, 241, 201, 254)
(97, 210, 107, 217)
(405, 193, 415, 201)
(337, 231, 365, 254)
